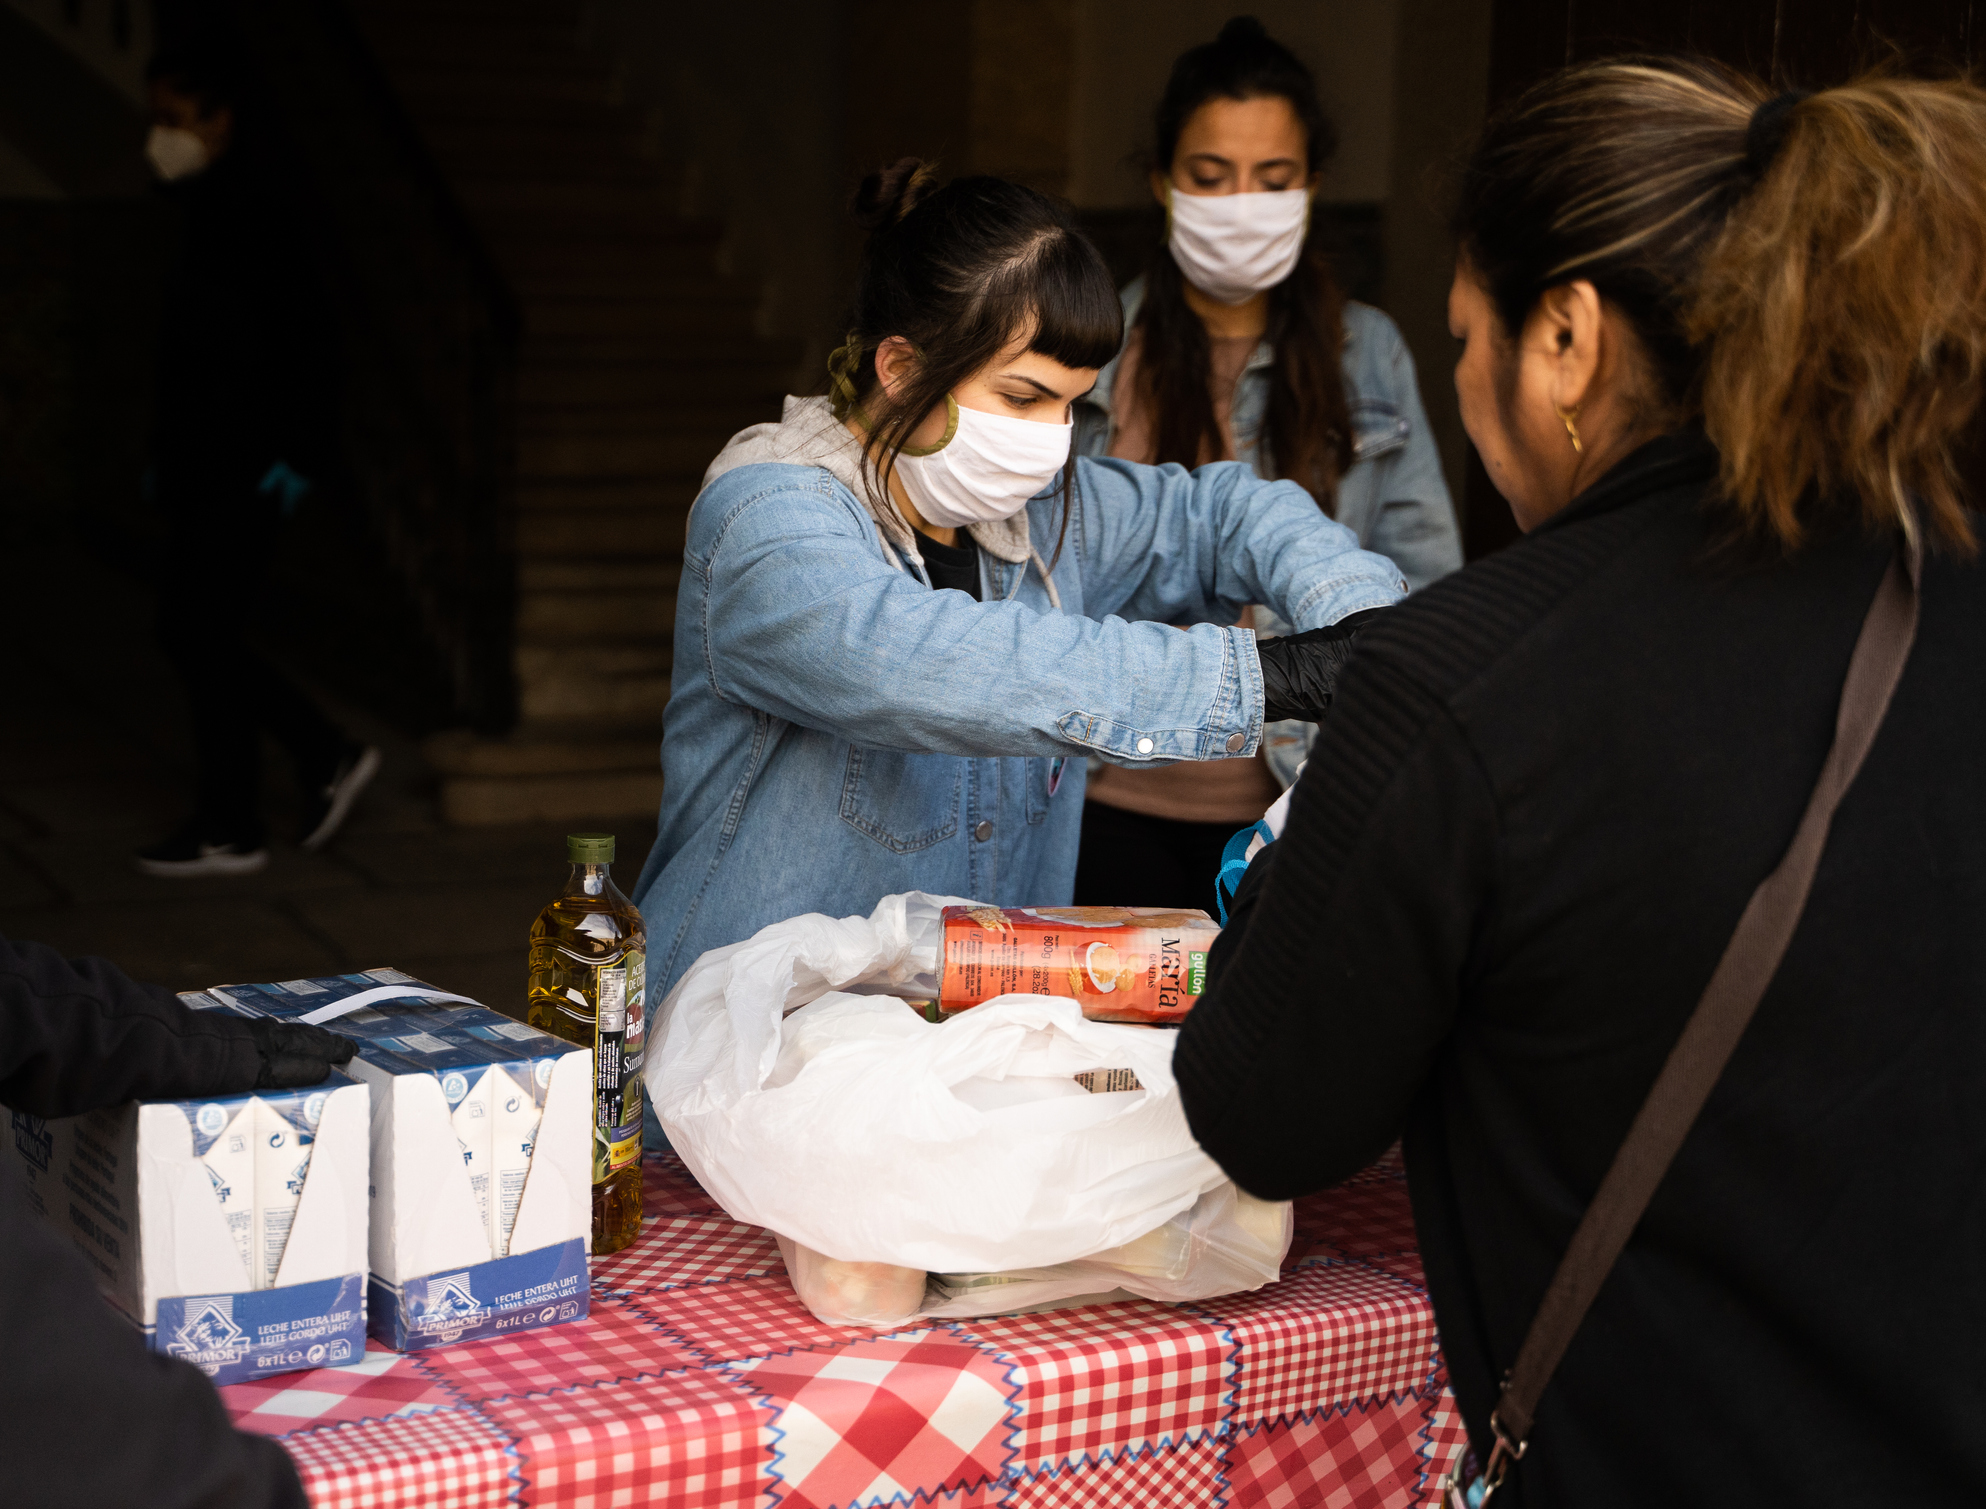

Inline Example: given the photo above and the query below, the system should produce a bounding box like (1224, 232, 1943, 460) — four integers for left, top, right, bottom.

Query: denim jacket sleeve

(1353, 315, 1463, 592)
(693, 464, 1267, 764)
(1074, 454, 1407, 631)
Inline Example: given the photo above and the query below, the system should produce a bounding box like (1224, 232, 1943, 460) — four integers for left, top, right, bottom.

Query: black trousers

(155, 471, 346, 842)
(1071, 800, 1246, 914)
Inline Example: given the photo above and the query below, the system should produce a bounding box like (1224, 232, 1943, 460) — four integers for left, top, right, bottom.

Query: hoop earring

(1555, 402, 1583, 455)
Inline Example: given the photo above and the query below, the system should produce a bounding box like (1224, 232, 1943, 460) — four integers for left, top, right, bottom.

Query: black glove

(1256, 608, 1387, 723)
(244, 1015, 359, 1089)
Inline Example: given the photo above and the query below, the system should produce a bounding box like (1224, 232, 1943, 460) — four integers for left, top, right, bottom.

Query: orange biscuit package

(937, 905, 1222, 1025)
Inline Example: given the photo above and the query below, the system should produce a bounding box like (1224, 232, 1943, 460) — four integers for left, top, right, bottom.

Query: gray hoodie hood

(701, 395, 1044, 578)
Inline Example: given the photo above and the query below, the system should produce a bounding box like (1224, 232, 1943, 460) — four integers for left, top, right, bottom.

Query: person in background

(0, 933, 356, 1507)
(1176, 60, 1986, 1504)
(1072, 16, 1460, 907)
(632, 163, 1408, 998)
(136, 30, 379, 879)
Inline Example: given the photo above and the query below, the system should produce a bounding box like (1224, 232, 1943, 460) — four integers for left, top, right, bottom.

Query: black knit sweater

(1176, 432, 1986, 1506)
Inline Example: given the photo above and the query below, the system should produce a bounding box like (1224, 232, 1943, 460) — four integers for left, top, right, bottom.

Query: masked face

(145, 125, 211, 182)
(894, 396, 1073, 529)
(1165, 185, 1310, 306)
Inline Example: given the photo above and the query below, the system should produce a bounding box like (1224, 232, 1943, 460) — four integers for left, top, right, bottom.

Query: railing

(239, 0, 521, 734)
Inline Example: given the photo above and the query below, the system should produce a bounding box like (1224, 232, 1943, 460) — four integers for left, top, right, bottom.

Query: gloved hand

(1256, 608, 1387, 723)
(243, 1015, 359, 1089)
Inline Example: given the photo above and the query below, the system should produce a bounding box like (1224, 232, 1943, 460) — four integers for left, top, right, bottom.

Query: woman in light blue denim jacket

(631, 167, 1407, 995)
(1069, 18, 1461, 905)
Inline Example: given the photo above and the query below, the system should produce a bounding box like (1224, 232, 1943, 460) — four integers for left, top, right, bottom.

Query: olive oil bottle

(527, 833, 645, 1254)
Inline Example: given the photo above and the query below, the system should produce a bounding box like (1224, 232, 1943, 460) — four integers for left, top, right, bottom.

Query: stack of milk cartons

(195, 969, 592, 1349)
(7, 1072, 369, 1385)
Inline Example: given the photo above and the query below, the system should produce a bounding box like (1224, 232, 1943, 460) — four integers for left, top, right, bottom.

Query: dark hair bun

(1216, 15, 1270, 47)
(852, 157, 940, 232)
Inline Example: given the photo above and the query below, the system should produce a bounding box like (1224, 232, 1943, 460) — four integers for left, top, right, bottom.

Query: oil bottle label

(591, 951, 645, 1184)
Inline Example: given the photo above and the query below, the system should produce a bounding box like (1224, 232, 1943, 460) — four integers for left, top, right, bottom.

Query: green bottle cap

(567, 832, 615, 863)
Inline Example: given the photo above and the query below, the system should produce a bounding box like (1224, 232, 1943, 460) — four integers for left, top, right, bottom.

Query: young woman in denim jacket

(631, 162, 1409, 994)
(1071, 18, 1461, 904)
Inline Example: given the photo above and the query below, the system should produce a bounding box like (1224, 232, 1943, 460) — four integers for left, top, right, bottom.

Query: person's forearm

(0, 936, 266, 1114)
(710, 554, 1265, 763)
(1176, 663, 1490, 1197)
(1077, 457, 1407, 629)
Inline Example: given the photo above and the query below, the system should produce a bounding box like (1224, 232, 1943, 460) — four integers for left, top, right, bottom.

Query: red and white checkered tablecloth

(222, 1150, 1468, 1508)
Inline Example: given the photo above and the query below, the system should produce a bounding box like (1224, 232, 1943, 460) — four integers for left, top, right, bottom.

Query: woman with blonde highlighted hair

(1174, 57, 1986, 1505)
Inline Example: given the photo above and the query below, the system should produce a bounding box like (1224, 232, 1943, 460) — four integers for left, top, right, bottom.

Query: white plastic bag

(648, 892, 1257, 1277)
(772, 1236, 931, 1328)
(921, 1179, 1292, 1318)
(774, 1180, 1292, 1328)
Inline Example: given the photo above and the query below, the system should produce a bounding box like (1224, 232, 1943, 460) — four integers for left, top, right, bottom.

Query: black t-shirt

(917, 530, 981, 599)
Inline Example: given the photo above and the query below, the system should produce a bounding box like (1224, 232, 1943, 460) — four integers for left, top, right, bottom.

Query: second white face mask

(145, 125, 211, 182)
(1166, 186, 1310, 305)
(894, 397, 1072, 532)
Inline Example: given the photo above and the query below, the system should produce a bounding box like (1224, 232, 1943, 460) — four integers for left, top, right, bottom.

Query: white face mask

(1166, 186, 1310, 305)
(894, 395, 1071, 531)
(145, 125, 211, 182)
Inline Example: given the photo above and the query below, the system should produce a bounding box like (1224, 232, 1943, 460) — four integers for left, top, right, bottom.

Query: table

(223, 1149, 1467, 1507)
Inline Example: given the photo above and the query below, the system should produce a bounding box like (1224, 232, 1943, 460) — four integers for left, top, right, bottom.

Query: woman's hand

(1256, 608, 1385, 722)
(243, 1015, 359, 1088)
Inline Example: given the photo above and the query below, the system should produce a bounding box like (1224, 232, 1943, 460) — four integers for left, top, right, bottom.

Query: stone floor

(0, 542, 657, 1014)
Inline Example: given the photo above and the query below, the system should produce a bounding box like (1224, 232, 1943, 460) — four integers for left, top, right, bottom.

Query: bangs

(1015, 232, 1124, 371)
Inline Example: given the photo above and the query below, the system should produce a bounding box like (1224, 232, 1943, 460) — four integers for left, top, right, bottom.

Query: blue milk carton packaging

(198, 969, 592, 1350)
(5, 1072, 370, 1385)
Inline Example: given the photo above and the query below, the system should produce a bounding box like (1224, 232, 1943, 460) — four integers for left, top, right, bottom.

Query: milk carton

(5, 1073, 369, 1385)
(489, 1064, 544, 1259)
(197, 969, 591, 1350)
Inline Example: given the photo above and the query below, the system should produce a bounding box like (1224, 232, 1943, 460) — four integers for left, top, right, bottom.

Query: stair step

(398, 97, 635, 135)
(509, 271, 741, 304)
(502, 252, 733, 290)
(416, 118, 658, 157)
(506, 261, 732, 299)
(425, 724, 658, 778)
(521, 297, 760, 339)
(519, 334, 800, 370)
(371, 43, 605, 74)
(517, 403, 768, 439)
(435, 158, 670, 190)
(518, 590, 673, 645)
(517, 506, 692, 557)
(439, 769, 664, 826)
(358, 28, 589, 65)
(461, 190, 717, 228)
(496, 222, 723, 261)
(380, 60, 612, 93)
(351, 0, 584, 20)
(455, 181, 690, 219)
(519, 560, 682, 592)
(517, 477, 697, 511)
(517, 430, 722, 479)
(517, 362, 789, 409)
(517, 644, 672, 723)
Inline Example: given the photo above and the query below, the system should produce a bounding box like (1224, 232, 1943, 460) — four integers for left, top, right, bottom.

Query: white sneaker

(301, 745, 382, 851)
(135, 831, 271, 878)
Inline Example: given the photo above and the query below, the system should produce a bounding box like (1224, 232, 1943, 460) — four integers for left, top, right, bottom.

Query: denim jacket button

(1136, 737, 1155, 754)
(1225, 732, 1245, 753)
(973, 819, 994, 842)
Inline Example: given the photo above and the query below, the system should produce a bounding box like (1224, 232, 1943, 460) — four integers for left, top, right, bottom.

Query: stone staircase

(347, 0, 798, 824)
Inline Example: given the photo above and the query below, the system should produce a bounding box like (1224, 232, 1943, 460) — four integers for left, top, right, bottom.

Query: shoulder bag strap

(1469, 538, 1923, 1501)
